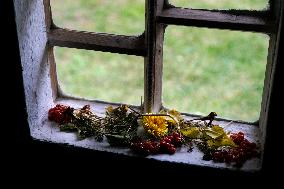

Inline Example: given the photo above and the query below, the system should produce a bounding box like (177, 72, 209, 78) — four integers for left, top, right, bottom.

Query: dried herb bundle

(48, 104, 259, 167)
(49, 105, 104, 141)
(104, 105, 140, 146)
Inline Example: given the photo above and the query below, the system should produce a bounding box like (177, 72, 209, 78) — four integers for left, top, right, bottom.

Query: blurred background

(51, 0, 269, 122)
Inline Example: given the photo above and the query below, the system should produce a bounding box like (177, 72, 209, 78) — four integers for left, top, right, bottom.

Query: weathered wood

(43, 0, 52, 32)
(144, 0, 155, 113)
(261, 0, 283, 172)
(157, 7, 275, 33)
(48, 28, 147, 56)
(260, 0, 282, 149)
(152, 23, 165, 113)
(144, 0, 165, 113)
(48, 47, 59, 100)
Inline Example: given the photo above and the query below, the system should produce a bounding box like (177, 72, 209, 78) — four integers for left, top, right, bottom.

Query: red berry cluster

(48, 104, 72, 124)
(230, 132, 245, 144)
(130, 132, 183, 156)
(130, 140, 160, 155)
(212, 132, 258, 167)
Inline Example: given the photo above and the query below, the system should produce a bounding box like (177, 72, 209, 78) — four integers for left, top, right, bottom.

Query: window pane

(55, 47, 144, 105)
(170, 0, 269, 10)
(50, 0, 145, 35)
(163, 26, 269, 122)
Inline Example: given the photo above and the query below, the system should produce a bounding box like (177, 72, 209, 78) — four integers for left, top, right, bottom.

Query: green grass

(51, 0, 145, 35)
(163, 27, 268, 121)
(55, 48, 144, 105)
(51, 0, 269, 122)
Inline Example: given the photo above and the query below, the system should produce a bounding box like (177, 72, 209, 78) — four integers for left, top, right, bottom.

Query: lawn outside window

(162, 26, 269, 122)
(54, 47, 144, 105)
(14, 0, 283, 172)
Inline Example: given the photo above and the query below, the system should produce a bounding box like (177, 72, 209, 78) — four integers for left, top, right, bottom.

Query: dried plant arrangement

(48, 104, 259, 167)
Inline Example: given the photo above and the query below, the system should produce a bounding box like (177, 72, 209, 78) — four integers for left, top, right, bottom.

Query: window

(47, 0, 276, 118)
(55, 47, 144, 105)
(163, 26, 269, 122)
(50, 0, 145, 35)
(14, 0, 283, 172)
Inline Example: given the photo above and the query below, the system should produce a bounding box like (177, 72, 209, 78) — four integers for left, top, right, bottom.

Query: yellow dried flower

(106, 106, 113, 113)
(142, 114, 168, 138)
(168, 109, 183, 122)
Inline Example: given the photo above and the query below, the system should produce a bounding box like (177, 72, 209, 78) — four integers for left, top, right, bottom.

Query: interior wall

(14, 0, 54, 138)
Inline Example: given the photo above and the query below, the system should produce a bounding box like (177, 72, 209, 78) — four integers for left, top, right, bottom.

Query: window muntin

(163, 26, 269, 122)
(50, 0, 145, 35)
(50, 0, 273, 123)
(170, 0, 269, 10)
(55, 47, 144, 105)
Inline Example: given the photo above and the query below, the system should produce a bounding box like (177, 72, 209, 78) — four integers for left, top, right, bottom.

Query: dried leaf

(181, 127, 201, 138)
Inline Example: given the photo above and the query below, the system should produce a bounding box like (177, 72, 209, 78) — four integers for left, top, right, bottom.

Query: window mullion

(43, 0, 52, 32)
(144, 0, 165, 113)
(260, 0, 283, 148)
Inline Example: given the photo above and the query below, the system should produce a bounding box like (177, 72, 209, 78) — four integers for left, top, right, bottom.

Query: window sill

(32, 97, 262, 172)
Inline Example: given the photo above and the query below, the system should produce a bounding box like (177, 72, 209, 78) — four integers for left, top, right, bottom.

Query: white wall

(14, 0, 54, 138)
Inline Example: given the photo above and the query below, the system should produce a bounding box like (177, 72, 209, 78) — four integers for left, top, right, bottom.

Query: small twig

(128, 106, 141, 115)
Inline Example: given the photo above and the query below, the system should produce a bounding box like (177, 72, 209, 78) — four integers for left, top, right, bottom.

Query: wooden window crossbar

(156, 8, 275, 33)
(48, 28, 146, 56)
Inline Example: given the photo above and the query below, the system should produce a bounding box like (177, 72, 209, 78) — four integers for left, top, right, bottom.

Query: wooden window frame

(42, 0, 282, 171)
(45, 0, 282, 123)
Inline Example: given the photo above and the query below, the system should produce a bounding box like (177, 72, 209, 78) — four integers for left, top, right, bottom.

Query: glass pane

(163, 26, 269, 122)
(50, 0, 145, 35)
(170, 0, 269, 10)
(55, 47, 144, 105)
